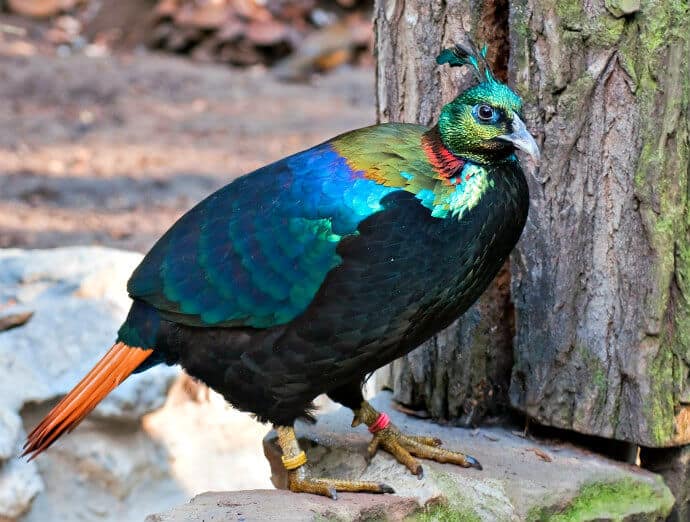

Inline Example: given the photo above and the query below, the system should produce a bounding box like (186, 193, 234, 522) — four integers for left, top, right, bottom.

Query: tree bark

(373, 0, 690, 446)
(509, 0, 690, 447)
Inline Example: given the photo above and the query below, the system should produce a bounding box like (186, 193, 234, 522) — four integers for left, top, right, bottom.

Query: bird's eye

(476, 104, 496, 122)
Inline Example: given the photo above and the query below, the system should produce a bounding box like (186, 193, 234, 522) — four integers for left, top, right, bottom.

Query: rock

(0, 247, 178, 418)
(0, 439, 43, 520)
(0, 247, 179, 520)
(22, 417, 171, 500)
(260, 392, 674, 521)
(0, 409, 22, 461)
(148, 389, 677, 522)
(145, 489, 420, 522)
(18, 400, 190, 522)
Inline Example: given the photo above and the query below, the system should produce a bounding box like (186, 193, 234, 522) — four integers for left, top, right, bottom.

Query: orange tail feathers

(22, 342, 153, 460)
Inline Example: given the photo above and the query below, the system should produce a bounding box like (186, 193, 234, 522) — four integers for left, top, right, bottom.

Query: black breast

(159, 162, 529, 425)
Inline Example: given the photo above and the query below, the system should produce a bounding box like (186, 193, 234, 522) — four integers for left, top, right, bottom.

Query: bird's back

(127, 124, 429, 332)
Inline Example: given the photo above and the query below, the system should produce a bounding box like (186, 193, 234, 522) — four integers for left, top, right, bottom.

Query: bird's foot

(276, 425, 394, 499)
(287, 474, 394, 499)
(353, 401, 482, 478)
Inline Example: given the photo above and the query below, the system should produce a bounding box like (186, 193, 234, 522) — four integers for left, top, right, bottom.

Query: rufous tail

(22, 342, 153, 460)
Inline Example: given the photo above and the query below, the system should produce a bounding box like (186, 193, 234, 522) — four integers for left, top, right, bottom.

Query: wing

(127, 138, 406, 329)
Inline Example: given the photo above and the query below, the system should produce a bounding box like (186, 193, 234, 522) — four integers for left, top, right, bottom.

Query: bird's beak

(497, 115, 540, 163)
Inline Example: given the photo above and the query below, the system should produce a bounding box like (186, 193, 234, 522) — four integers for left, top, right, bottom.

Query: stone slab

(149, 392, 676, 521)
(145, 489, 420, 522)
(263, 392, 674, 521)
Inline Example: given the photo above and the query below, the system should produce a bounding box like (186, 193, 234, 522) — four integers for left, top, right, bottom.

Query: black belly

(156, 168, 529, 425)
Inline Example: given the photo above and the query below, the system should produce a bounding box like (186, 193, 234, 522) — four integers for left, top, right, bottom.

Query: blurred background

(0, 1, 375, 520)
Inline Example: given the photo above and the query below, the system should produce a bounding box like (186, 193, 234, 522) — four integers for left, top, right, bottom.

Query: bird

(23, 42, 538, 499)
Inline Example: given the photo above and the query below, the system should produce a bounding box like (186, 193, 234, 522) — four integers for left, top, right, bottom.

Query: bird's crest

(436, 40, 497, 84)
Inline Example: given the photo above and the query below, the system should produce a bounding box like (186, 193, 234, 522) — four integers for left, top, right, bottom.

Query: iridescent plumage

(25, 43, 539, 489)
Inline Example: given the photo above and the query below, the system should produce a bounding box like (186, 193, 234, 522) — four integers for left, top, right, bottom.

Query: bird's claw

(277, 425, 395, 499)
(368, 422, 482, 475)
(354, 402, 482, 479)
(287, 474, 395, 499)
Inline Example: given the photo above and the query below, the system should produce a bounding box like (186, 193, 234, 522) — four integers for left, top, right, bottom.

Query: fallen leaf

(0, 311, 34, 332)
(390, 401, 430, 419)
(526, 447, 552, 462)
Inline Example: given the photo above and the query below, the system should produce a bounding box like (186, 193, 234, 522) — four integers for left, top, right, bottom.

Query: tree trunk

(373, 0, 690, 446)
(509, 1, 690, 447)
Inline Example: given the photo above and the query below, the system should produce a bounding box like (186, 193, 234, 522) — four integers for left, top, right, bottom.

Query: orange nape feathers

(22, 342, 153, 460)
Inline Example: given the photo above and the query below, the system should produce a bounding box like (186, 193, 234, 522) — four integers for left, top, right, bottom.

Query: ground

(0, 51, 374, 251)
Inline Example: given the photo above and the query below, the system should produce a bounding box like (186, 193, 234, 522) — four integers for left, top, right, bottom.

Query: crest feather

(436, 39, 497, 84)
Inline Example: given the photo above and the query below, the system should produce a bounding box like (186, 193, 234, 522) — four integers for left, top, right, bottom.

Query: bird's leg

(352, 401, 482, 478)
(275, 425, 394, 499)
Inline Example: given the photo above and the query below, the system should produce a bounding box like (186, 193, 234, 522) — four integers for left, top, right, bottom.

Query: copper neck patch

(422, 126, 465, 180)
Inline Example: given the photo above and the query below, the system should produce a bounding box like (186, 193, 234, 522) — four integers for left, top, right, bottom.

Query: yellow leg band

(281, 450, 307, 471)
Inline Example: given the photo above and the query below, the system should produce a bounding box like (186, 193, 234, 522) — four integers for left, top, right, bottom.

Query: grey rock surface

(0, 438, 43, 520)
(0, 247, 177, 419)
(149, 392, 676, 521)
(0, 247, 179, 520)
(145, 489, 420, 522)
(0, 409, 22, 461)
(261, 392, 674, 521)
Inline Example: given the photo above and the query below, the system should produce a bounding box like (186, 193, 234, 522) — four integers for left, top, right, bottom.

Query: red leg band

(368, 412, 390, 434)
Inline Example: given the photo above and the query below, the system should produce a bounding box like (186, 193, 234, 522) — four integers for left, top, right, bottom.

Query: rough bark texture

(372, 0, 516, 425)
(509, 1, 690, 447)
(373, 0, 690, 446)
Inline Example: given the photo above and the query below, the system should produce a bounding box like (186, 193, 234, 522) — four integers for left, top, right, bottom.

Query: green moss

(406, 469, 502, 521)
(527, 478, 674, 522)
(411, 503, 481, 522)
(647, 348, 676, 445)
(578, 349, 607, 392)
(605, 0, 641, 17)
(555, 0, 625, 46)
(625, 0, 690, 446)
(675, 239, 690, 364)
(556, 75, 596, 119)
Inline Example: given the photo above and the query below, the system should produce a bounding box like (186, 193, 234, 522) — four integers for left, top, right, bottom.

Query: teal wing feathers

(127, 138, 407, 328)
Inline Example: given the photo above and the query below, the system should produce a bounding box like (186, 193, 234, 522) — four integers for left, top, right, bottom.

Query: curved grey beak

(498, 114, 540, 163)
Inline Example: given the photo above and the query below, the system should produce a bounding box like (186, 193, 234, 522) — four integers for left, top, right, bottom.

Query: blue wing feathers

(127, 142, 400, 329)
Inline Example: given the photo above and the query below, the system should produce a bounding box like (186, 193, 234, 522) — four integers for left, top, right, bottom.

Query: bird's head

(436, 42, 540, 165)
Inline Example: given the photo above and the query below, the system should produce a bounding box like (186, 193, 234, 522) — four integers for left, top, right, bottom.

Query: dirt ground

(0, 51, 374, 252)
